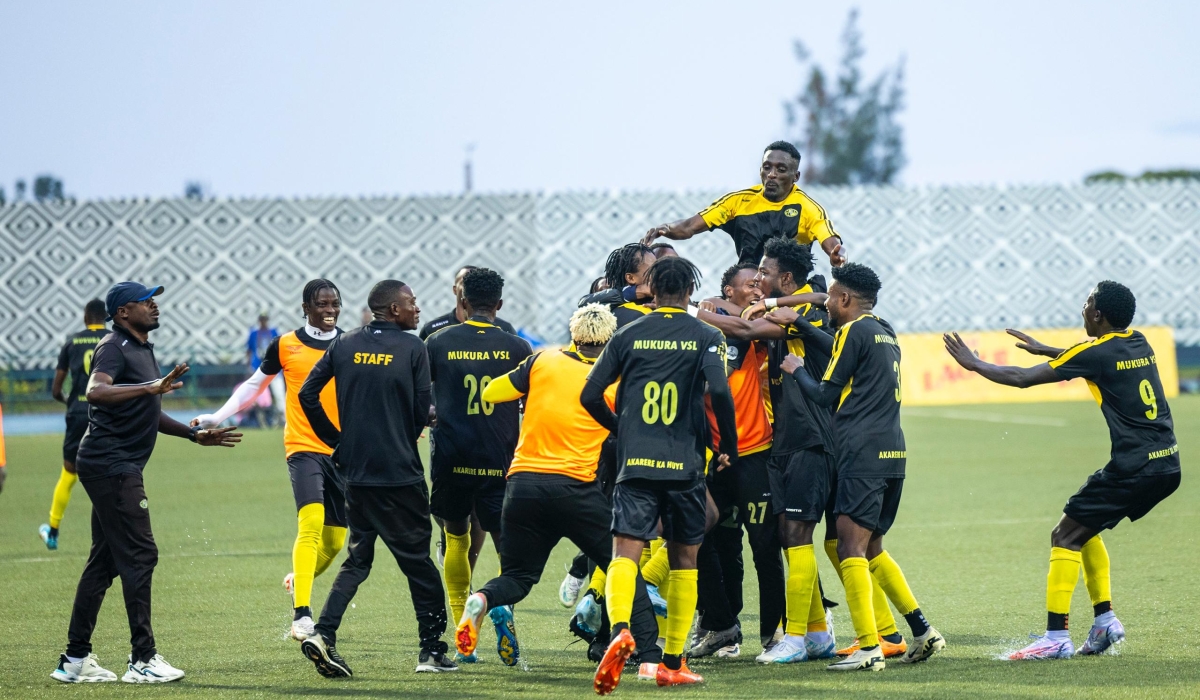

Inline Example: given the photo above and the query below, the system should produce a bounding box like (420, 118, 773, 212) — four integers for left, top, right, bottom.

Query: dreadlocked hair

(720, 263, 759, 300)
(1094, 280, 1136, 329)
(604, 243, 653, 291)
(302, 278, 341, 310)
(831, 263, 882, 306)
(570, 303, 618, 346)
(648, 256, 703, 299)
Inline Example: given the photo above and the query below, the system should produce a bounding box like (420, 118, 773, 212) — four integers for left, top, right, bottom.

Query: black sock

(663, 653, 682, 670)
(860, 644, 879, 651)
(49, 527, 59, 537)
(611, 622, 629, 637)
(904, 608, 929, 637)
(1048, 612, 1068, 632)
(882, 632, 903, 644)
(1093, 601, 1112, 617)
(294, 606, 312, 621)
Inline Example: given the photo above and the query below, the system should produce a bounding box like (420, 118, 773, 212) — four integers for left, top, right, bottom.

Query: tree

(1084, 169, 1200, 184)
(784, 9, 906, 185)
(33, 174, 64, 202)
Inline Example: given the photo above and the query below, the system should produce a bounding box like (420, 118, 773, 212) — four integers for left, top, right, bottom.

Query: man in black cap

(298, 279, 456, 676)
(51, 282, 241, 686)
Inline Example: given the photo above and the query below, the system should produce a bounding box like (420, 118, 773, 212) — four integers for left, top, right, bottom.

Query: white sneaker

(899, 626, 945, 664)
(51, 654, 118, 683)
(825, 606, 836, 645)
(559, 571, 586, 607)
(827, 646, 885, 672)
(122, 654, 185, 683)
(715, 643, 741, 658)
(290, 616, 316, 641)
(755, 634, 807, 664)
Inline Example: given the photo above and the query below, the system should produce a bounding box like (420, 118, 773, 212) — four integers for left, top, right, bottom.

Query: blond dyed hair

(569, 303, 617, 346)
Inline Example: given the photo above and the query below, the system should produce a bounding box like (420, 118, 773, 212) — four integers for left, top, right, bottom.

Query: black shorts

(430, 468, 506, 533)
(836, 476, 904, 536)
(708, 449, 772, 528)
(612, 478, 707, 545)
(1064, 469, 1181, 531)
(63, 412, 89, 463)
(287, 452, 348, 528)
(768, 448, 835, 522)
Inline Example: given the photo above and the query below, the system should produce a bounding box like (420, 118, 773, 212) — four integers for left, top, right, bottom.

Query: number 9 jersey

(425, 318, 533, 478)
(586, 307, 728, 483)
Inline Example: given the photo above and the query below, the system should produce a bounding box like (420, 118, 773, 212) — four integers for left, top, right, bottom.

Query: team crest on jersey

(139, 499, 148, 509)
(726, 345, 739, 361)
(784, 207, 799, 217)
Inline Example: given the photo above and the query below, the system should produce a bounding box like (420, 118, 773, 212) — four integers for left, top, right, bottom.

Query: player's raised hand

(828, 242, 848, 267)
(715, 453, 734, 471)
(741, 300, 767, 319)
(780, 352, 804, 375)
(698, 300, 717, 313)
(641, 225, 668, 247)
(943, 332, 980, 369)
(1006, 329, 1055, 357)
(765, 307, 800, 326)
(195, 425, 242, 447)
(150, 363, 189, 395)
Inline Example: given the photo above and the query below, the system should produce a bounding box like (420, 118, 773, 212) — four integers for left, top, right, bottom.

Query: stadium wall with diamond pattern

(2, 183, 1197, 368)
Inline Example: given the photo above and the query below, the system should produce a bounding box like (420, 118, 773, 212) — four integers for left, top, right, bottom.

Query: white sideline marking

(905, 407, 1068, 427)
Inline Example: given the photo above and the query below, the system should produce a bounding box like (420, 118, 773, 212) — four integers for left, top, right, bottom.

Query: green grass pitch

(1, 398, 1198, 699)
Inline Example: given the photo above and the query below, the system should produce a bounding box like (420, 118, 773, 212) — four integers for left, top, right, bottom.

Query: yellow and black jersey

(613, 301, 652, 329)
(822, 314, 905, 478)
(767, 287, 834, 455)
(1049, 331, 1178, 476)
(426, 317, 533, 476)
(700, 184, 839, 265)
(56, 325, 108, 415)
(587, 308, 728, 483)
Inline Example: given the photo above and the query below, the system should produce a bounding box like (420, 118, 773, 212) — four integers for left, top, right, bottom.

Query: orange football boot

(594, 628, 636, 695)
(836, 637, 907, 658)
(656, 660, 704, 687)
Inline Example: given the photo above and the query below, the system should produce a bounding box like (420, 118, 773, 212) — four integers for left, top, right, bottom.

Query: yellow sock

(1047, 547, 1082, 616)
(313, 525, 346, 577)
(292, 503, 324, 608)
(664, 569, 699, 655)
(1080, 536, 1111, 608)
(641, 545, 671, 588)
(588, 566, 606, 597)
(825, 539, 897, 636)
(868, 551, 919, 616)
(444, 531, 473, 624)
(785, 545, 817, 636)
(807, 573, 828, 633)
(605, 557, 638, 627)
(872, 574, 899, 637)
(48, 467, 78, 529)
(841, 557, 878, 649)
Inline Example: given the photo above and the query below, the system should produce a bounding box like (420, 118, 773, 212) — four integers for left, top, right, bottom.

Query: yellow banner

(899, 326, 1178, 406)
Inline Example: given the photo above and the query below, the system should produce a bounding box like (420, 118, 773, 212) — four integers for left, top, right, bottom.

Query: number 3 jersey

(426, 318, 533, 477)
(587, 307, 728, 483)
(821, 314, 906, 478)
(1049, 330, 1178, 476)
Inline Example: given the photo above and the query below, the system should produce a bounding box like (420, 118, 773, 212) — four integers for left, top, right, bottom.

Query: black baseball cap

(105, 282, 164, 321)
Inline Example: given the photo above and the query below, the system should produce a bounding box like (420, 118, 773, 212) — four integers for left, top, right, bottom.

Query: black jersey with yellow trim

(426, 317, 533, 475)
(587, 307, 728, 483)
(821, 314, 905, 478)
(1049, 330, 1178, 476)
(56, 326, 109, 415)
(699, 184, 839, 265)
(767, 286, 834, 455)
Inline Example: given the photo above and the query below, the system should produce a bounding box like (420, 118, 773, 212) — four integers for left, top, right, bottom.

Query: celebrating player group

(42, 141, 1180, 691)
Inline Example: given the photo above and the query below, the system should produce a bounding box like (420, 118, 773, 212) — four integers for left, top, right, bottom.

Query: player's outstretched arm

(160, 412, 242, 447)
(580, 379, 618, 432)
(780, 354, 842, 407)
(764, 308, 834, 354)
(642, 215, 707, 247)
(481, 372, 525, 404)
(86, 362, 188, 406)
(943, 332, 1059, 388)
(1005, 329, 1066, 358)
(697, 309, 787, 341)
(192, 369, 277, 428)
(742, 292, 829, 320)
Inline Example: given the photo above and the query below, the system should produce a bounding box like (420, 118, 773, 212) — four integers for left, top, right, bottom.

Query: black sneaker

(301, 635, 352, 678)
(415, 650, 458, 673)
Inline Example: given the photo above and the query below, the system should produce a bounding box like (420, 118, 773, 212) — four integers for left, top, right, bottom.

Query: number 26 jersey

(587, 307, 728, 483)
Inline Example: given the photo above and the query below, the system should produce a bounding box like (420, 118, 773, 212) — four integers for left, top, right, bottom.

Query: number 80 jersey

(426, 319, 533, 476)
(587, 307, 728, 483)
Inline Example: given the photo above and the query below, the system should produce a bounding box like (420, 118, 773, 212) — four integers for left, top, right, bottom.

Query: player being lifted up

(643, 141, 846, 267)
(40, 298, 108, 551)
(779, 262, 944, 672)
(944, 281, 1180, 660)
(582, 256, 739, 692)
(193, 279, 346, 642)
(425, 268, 532, 665)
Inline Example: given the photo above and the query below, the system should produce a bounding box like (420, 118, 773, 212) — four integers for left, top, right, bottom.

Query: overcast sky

(2, 1, 1198, 201)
